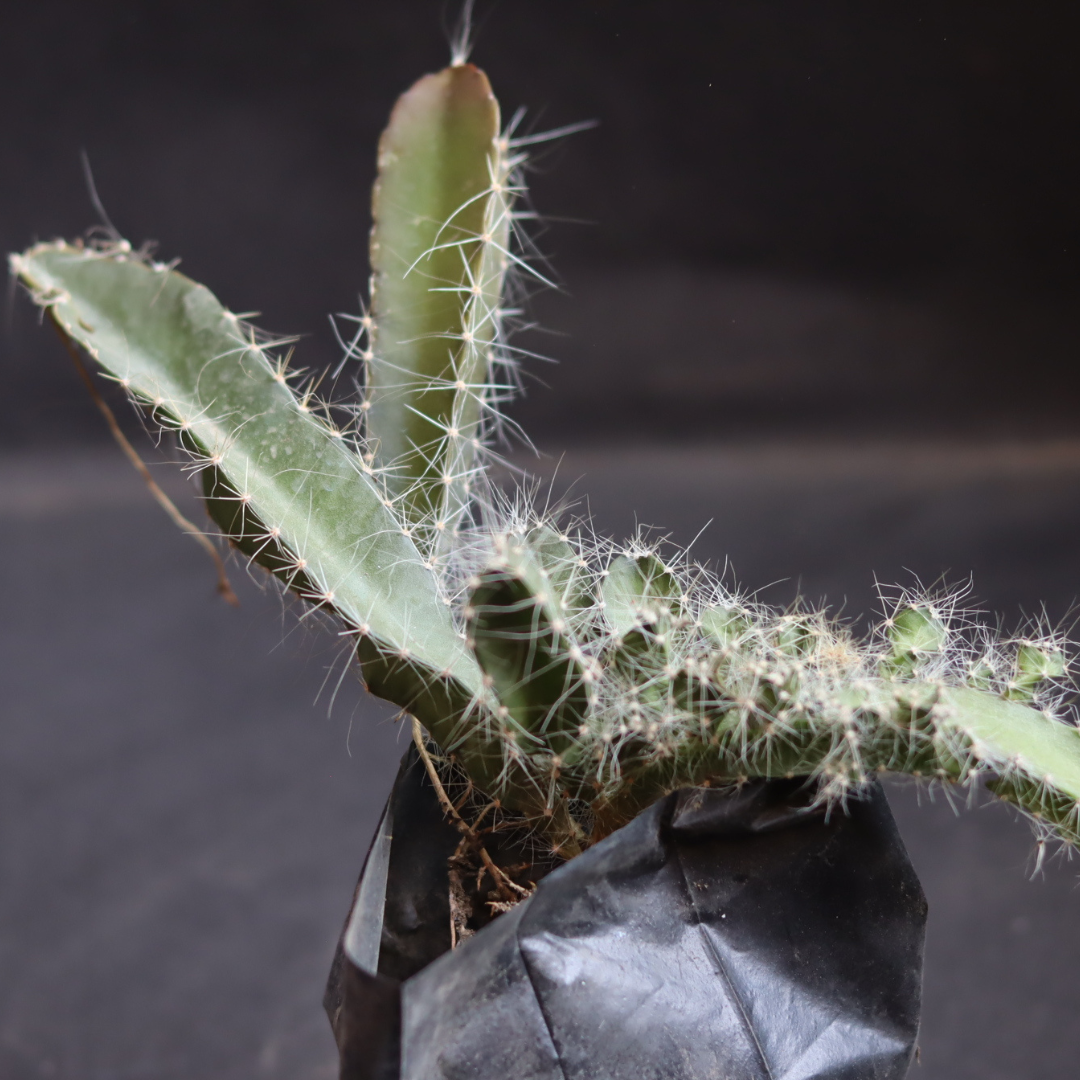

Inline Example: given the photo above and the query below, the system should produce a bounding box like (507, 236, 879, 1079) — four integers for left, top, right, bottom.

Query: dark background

(4, 2, 1080, 1079)
(4, 0, 1080, 444)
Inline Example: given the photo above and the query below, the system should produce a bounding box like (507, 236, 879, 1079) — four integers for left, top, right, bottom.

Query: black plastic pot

(325, 749, 927, 1080)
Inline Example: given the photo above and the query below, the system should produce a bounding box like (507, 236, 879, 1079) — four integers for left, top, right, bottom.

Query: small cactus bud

(1006, 642, 1067, 702)
(775, 615, 814, 658)
(964, 653, 996, 691)
(882, 605, 947, 679)
(699, 605, 749, 648)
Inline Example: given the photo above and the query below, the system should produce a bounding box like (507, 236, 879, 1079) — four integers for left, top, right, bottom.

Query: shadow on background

(3, 2, 1080, 1078)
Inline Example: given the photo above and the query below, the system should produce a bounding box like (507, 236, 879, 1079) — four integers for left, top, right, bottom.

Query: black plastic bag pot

(325, 749, 927, 1080)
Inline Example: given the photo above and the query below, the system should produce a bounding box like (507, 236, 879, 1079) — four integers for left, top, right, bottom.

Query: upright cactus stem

(466, 537, 592, 759)
(11, 54, 1080, 861)
(366, 62, 515, 544)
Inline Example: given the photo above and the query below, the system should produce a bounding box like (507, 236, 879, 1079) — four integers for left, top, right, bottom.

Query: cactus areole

(10, 50, 1080, 1080)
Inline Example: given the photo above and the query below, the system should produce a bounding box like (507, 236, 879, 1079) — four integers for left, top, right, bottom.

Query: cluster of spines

(431, 515, 1080, 849)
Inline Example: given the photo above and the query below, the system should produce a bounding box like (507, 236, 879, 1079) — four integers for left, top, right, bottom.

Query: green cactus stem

(9, 239, 506, 795)
(466, 535, 592, 759)
(881, 603, 949, 679)
(12, 56, 1080, 861)
(365, 62, 514, 539)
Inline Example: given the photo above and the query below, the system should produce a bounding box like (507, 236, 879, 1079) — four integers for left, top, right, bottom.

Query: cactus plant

(10, 55, 1080, 871)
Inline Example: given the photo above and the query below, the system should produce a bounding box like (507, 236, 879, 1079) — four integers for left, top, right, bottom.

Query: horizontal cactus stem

(987, 774, 1080, 843)
(937, 686, 1080, 841)
(936, 687, 1080, 794)
(585, 679, 1080, 840)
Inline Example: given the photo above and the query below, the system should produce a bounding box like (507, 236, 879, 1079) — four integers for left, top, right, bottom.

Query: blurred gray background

(3, 2, 1080, 1078)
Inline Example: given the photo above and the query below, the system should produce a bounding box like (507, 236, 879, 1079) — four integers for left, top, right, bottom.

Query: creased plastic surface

(326, 752, 926, 1080)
